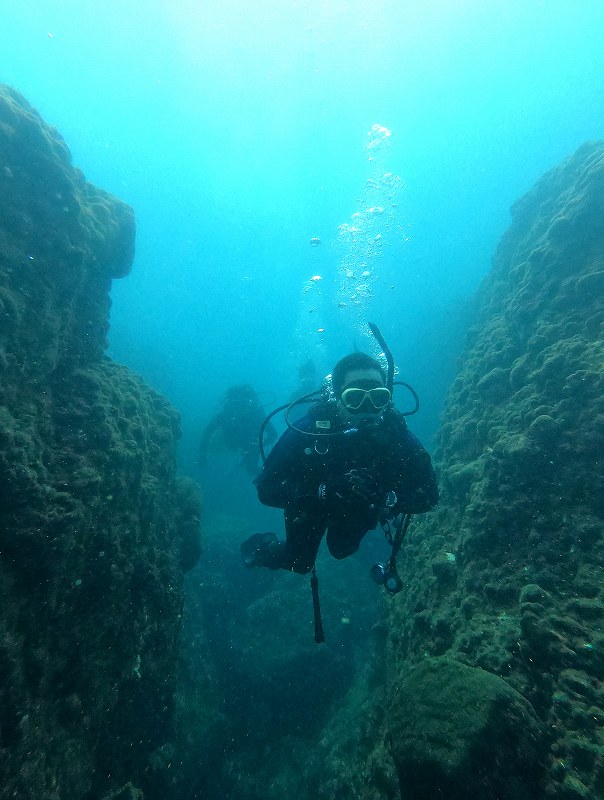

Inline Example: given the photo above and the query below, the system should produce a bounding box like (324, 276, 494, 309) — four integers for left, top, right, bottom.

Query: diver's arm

(198, 417, 220, 466)
(255, 428, 308, 508)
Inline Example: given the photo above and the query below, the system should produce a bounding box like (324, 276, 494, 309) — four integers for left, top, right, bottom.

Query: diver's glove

(318, 468, 380, 507)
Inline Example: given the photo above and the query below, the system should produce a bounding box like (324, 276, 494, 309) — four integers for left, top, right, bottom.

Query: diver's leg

(241, 532, 280, 567)
(325, 507, 373, 560)
(241, 501, 326, 573)
(280, 500, 327, 574)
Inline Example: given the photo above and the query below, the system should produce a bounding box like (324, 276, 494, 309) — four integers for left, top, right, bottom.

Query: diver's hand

(345, 468, 380, 505)
(318, 469, 380, 507)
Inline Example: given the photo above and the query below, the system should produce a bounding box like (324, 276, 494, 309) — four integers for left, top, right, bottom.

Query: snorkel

(368, 322, 394, 394)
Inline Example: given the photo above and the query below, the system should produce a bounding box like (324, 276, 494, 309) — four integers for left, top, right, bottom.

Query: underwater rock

(377, 141, 604, 800)
(0, 86, 135, 381)
(387, 657, 543, 799)
(0, 86, 201, 800)
(101, 784, 144, 800)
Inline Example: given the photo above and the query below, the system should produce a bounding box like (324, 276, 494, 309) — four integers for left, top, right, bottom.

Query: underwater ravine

(1, 85, 603, 800)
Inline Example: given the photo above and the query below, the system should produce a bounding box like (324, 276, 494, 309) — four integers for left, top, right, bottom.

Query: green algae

(372, 142, 604, 799)
(0, 86, 201, 800)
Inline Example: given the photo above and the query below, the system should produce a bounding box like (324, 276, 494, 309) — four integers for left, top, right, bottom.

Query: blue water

(2, 1, 604, 504)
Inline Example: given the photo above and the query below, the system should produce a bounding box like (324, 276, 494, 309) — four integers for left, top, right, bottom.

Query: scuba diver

(199, 384, 276, 476)
(240, 324, 438, 640)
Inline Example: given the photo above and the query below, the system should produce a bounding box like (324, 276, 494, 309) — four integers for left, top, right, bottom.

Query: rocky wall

(377, 142, 604, 799)
(0, 86, 201, 799)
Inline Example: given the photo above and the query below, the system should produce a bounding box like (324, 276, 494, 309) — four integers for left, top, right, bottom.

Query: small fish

(310, 237, 321, 246)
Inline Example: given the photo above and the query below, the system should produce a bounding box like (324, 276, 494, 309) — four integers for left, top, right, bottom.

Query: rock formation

(0, 85, 201, 800)
(4, 83, 603, 800)
(380, 142, 604, 799)
(294, 143, 604, 800)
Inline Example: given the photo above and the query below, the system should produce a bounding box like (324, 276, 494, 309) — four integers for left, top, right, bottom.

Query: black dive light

(370, 560, 403, 595)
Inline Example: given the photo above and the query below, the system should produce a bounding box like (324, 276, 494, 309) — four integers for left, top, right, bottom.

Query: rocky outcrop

(388, 657, 543, 800)
(0, 85, 201, 799)
(378, 142, 604, 799)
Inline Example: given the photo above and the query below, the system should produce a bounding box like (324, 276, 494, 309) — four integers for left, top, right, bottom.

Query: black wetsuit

(255, 402, 438, 573)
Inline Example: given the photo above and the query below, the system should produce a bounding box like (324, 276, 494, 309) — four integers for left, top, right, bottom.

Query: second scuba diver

(199, 384, 276, 476)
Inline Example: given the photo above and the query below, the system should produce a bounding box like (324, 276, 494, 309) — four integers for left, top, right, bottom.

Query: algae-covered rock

(0, 85, 135, 383)
(374, 141, 604, 800)
(387, 657, 543, 799)
(101, 784, 145, 800)
(0, 86, 201, 800)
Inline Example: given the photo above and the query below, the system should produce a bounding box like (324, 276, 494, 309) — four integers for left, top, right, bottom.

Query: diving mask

(340, 386, 391, 412)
